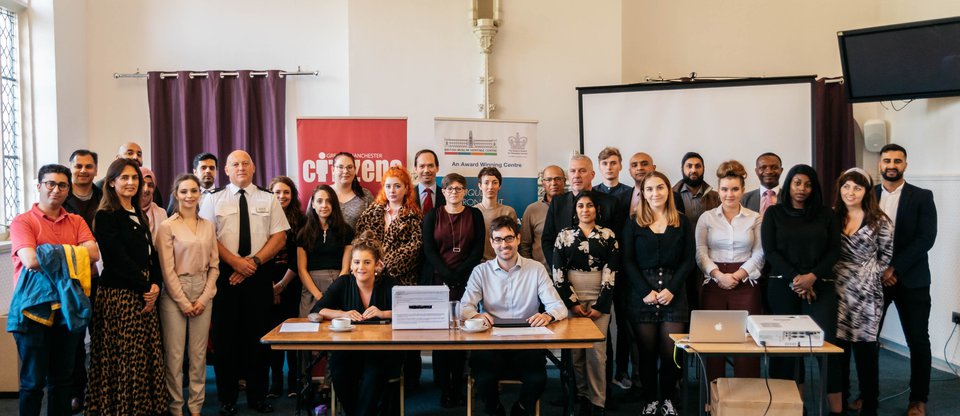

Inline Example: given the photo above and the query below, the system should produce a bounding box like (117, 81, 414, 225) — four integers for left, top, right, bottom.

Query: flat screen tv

(838, 16, 960, 103)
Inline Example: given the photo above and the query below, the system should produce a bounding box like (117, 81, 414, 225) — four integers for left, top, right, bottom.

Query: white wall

(348, 0, 622, 169)
(622, 0, 960, 368)
(84, 0, 351, 177)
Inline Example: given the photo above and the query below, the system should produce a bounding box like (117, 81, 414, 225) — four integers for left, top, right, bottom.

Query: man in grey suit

(740, 152, 783, 216)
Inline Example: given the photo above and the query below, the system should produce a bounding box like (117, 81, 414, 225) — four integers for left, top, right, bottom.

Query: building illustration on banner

(444, 130, 497, 156)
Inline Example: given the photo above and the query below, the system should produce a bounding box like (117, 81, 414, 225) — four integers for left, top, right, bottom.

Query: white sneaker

(641, 400, 659, 416)
(611, 376, 633, 390)
(660, 399, 678, 416)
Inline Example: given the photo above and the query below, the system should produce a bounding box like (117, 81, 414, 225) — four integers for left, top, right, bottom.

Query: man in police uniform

(200, 150, 290, 415)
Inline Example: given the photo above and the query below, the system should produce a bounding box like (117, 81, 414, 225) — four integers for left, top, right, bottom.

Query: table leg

(819, 355, 828, 416)
(698, 354, 707, 416)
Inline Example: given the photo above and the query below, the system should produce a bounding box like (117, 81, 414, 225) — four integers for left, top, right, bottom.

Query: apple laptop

(688, 310, 748, 343)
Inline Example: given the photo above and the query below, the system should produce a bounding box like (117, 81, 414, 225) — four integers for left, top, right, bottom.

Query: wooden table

(263, 317, 605, 415)
(670, 333, 844, 416)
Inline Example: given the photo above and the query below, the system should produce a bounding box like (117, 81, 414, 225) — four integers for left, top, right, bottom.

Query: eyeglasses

(41, 181, 69, 191)
(491, 235, 517, 244)
(334, 165, 356, 171)
(542, 176, 564, 183)
(444, 186, 465, 193)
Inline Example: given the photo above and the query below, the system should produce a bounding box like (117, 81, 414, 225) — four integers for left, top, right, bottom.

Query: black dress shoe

(250, 401, 274, 413)
(592, 404, 606, 416)
(219, 403, 239, 416)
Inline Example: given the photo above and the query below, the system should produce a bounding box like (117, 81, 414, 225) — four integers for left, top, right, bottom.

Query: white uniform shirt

(199, 182, 290, 256)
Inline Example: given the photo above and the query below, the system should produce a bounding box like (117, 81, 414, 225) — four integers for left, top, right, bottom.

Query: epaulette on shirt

(255, 185, 271, 193)
(210, 187, 226, 194)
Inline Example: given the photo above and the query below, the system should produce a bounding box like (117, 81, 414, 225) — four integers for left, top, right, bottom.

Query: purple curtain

(147, 70, 286, 195)
(812, 78, 855, 206)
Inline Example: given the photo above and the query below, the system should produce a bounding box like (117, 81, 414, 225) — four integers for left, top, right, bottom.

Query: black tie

(238, 189, 251, 257)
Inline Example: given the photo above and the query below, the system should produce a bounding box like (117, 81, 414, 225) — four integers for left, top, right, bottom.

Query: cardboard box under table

(710, 378, 802, 416)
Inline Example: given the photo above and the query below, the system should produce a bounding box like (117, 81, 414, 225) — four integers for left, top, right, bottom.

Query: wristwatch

(251, 256, 262, 267)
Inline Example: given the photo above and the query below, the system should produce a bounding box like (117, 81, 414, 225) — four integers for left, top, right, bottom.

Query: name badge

(256, 206, 269, 213)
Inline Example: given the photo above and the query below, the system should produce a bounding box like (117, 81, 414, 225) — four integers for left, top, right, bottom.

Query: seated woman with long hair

(310, 231, 399, 416)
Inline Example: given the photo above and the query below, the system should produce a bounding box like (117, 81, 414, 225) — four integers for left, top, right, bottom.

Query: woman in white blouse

(156, 174, 220, 416)
(694, 160, 764, 383)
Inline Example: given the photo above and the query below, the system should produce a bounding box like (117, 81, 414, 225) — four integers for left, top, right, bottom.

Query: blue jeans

(12, 318, 83, 416)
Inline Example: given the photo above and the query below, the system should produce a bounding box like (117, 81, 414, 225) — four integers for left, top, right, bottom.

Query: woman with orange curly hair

(354, 165, 424, 389)
(355, 165, 423, 286)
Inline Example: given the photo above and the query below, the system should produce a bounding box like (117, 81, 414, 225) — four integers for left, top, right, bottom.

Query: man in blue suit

(874, 144, 937, 416)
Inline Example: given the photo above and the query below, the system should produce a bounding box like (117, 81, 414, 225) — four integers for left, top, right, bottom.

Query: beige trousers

(299, 269, 340, 317)
(567, 270, 609, 408)
(159, 273, 213, 414)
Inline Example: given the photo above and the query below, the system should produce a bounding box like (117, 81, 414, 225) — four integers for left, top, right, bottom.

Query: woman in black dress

(760, 164, 842, 414)
(311, 231, 399, 416)
(621, 171, 694, 416)
(86, 158, 169, 415)
(267, 176, 307, 398)
(420, 173, 485, 407)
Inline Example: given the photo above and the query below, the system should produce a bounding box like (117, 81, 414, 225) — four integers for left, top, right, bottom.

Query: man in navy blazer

(874, 144, 937, 416)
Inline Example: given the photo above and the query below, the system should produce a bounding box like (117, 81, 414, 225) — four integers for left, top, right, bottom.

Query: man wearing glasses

(414, 149, 444, 212)
(461, 216, 567, 416)
(10, 164, 100, 416)
(520, 165, 566, 269)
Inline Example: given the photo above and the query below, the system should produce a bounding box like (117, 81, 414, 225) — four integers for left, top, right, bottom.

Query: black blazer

(93, 209, 163, 293)
(741, 188, 762, 212)
(419, 206, 485, 292)
(874, 183, 938, 288)
(414, 184, 446, 212)
(541, 190, 626, 270)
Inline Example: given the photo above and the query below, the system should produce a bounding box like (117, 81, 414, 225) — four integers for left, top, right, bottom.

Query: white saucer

(461, 326, 489, 333)
(328, 325, 355, 332)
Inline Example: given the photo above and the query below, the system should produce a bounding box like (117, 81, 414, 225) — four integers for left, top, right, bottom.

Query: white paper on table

(392, 285, 450, 329)
(491, 327, 554, 336)
(279, 322, 320, 333)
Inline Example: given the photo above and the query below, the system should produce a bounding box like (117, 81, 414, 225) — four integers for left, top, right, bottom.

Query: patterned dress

(833, 218, 894, 342)
(550, 225, 619, 313)
(354, 203, 423, 285)
(340, 188, 374, 229)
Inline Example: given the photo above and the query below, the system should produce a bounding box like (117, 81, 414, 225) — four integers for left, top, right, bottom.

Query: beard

(682, 175, 704, 188)
(882, 169, 903, 182)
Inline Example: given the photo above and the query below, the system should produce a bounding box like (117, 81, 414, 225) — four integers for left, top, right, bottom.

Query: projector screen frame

(577, 76, 817, 181)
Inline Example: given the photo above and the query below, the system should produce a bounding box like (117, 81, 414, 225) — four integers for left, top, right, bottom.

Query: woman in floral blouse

(551, 191, 618, 416)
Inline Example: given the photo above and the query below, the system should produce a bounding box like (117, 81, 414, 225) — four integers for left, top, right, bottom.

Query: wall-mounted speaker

(863, 119, 887, 152)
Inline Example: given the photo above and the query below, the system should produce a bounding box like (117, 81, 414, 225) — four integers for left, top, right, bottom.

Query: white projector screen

(579, 77, 814, 191)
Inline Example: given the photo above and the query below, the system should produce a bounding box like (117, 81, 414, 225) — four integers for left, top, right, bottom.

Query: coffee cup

(331, 317, 351, 329)
(464, 318, 485, 330)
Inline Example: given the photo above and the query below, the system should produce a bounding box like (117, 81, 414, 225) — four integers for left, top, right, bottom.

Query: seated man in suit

(461, 216, 568, 416)
(740, 152, 783, 217)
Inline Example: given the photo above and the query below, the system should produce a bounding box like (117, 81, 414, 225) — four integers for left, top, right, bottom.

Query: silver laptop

(689, 310, 748, 343)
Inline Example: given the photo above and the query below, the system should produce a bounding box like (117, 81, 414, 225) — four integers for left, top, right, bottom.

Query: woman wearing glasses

(330, 152, 374, 228)
(420, 173, 485, 407)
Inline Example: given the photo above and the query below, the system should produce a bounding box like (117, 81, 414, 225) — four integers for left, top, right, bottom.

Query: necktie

(238, 189, 251, 256)
(760, 189, 776, 217)
(422, 188, 434, 212)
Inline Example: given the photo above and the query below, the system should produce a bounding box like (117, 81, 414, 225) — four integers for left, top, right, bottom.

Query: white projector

(747, 315, 824, 347)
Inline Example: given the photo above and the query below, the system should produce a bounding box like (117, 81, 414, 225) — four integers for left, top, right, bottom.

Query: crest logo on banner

(297, 118, 406, 205)
(435, 118, 539, 217)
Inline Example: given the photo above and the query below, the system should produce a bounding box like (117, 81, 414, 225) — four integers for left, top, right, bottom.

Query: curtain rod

(113, 69, 319, 79)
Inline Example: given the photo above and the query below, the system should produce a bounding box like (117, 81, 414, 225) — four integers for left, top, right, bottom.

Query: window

(0, 7, 19, 227)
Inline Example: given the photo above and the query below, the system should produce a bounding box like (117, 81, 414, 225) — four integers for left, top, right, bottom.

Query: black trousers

(213, 263, 273, 405)
(268, 264, 301, 392)
(471, 349, 547, 414)
(433, 350, 466, 392)
(836, 339, 879, 415)
(766, 278, 842, 393)
(330, 350, 400, 416)
(880, 283, 931, 402)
